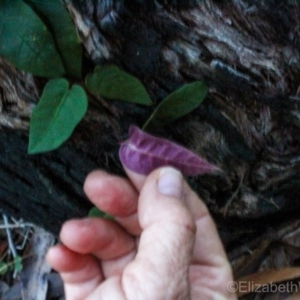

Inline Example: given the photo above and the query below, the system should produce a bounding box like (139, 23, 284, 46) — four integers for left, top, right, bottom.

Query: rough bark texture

(1, 1, 300, 298)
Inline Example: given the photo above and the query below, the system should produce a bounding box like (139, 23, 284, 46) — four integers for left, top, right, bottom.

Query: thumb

(122, 167, 195, 300)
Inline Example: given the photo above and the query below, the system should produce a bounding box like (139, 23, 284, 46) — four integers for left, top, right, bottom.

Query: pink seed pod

(119, 126, 220, 176)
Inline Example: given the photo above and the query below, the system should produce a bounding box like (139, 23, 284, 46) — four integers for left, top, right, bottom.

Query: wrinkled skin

(47, 167, 236, 300)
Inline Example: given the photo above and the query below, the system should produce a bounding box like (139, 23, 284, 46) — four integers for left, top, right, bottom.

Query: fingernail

(158, 167, 183, 198)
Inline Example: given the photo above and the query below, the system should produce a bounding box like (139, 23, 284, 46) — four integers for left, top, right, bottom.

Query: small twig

(222, 183, 242, 217)
(0, 223, 34, 229)
(16, 227, 32, 250)
(260, 195, 281, 210)
(2, 214, 23, 278)
(12, 217, 34, 226)
(222, 164, 245, 217)
(3, 214, 17, 258)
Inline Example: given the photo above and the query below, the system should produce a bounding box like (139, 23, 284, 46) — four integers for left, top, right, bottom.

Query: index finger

(84, 170, 141, 235)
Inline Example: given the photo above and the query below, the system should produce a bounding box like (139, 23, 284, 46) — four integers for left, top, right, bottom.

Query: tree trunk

(1, 1, 300, 297)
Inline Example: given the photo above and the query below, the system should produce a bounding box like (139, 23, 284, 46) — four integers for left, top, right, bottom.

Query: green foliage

(85, 65, 153, 106)
(13, 255, 23, 273)
(0, 255, 23, 275)
(28, 79, 88, 154)
(0, 1, 208, 155)
(25, 0, 82, 78)
(143, 81, 208, 129)
(0, 0, 65, 78)
(88, 207, 115, 220)
(0, 261, 9, 275)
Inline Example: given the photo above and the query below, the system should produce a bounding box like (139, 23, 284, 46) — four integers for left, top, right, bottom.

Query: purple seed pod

(119, 126, 220, 176)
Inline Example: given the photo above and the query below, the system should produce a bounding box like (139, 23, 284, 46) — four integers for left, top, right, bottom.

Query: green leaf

(88, 207, 115, 220)
(85, 65, 153, 106)
(13, 256, 23, 273)
(0, 262, 9, 275)
(143, 81, 208, 129)
(28, 79, 88, 154)
(25, 0, 82, 78)
(0, 0, 65, 77)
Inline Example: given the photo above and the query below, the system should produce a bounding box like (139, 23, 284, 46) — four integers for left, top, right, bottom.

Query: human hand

(46, 167, 236, 300)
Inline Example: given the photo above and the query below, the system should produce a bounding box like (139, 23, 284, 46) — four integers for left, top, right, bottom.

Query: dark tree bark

(1, 1, 300, 297)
